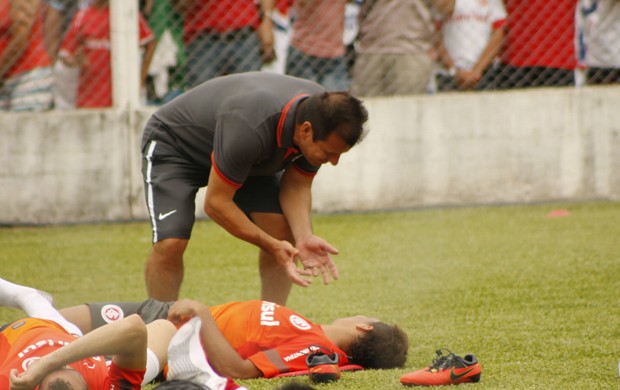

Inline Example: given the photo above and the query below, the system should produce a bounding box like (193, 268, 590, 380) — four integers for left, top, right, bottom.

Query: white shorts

(0, 67, 54, 111)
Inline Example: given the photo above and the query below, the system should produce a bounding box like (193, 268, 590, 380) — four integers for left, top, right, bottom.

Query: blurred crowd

(0, 0, 618, 111)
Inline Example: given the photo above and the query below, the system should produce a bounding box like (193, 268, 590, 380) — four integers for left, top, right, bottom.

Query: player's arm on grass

(167, 299, 262, 379)
(9, 314, 148, 390)
(280, 167, 339, 284)
(204, 166, 312, 287)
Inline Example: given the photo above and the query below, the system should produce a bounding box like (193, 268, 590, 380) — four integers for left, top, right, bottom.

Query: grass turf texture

(1, 201, 619, 389)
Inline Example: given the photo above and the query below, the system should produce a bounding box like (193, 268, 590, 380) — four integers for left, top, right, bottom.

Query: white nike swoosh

(158, 210, 177, 220)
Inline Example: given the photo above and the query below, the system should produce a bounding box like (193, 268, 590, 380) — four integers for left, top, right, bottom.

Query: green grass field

(1, 201, 619, 389)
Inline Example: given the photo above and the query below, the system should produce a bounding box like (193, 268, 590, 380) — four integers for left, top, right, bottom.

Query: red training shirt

(0, 318, 144, 389)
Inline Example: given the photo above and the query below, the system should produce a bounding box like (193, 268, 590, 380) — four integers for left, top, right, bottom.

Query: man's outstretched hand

(296, 235, 340, 285)
(272, 239, 313, 287)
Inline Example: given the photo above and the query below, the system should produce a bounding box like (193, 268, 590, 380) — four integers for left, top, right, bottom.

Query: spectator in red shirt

(496, 0, 577, 88)
(0, 0, 53, 111)
(171, 0, 276, 88)
(59, 0, 155, 108)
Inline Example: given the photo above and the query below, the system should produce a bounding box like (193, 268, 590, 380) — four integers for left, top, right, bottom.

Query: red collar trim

(277, 94, 309, 148)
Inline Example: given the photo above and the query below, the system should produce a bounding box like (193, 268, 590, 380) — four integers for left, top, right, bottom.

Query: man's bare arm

(204, 167, 311, 286)
(279, 167, 339, 284)
(167, 299, 262, 379)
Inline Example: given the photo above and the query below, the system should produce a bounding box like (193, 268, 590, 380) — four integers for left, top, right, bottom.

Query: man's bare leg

(143, 319, 177, 383)
(252, 213, 294, 305)
(145, 238, 189, 301)
(58, 304, 93, 334)
(146, 319, 176, 366)
(259, 249, 293, 305)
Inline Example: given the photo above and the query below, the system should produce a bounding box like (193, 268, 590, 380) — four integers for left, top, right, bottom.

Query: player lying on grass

(58, 297, 409, 379)
(0, 277, 176, 390)
(162, 315, 319, 389)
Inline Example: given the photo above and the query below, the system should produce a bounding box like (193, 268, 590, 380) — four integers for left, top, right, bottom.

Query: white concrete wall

(1, 86, 618, 224)
(312, 86, 620, 211)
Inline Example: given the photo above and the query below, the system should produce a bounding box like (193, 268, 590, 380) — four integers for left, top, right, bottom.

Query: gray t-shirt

(145, 72, 325, 187)
(357, 0, 435, 54)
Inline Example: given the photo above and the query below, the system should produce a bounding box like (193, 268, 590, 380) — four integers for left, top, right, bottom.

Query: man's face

(300, 128, 351, 167)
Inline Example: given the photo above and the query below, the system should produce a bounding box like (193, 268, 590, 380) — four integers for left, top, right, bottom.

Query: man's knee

(252, 213, 293, 241)
(151, 238, 189, 265)
(154, 238, 188, 253)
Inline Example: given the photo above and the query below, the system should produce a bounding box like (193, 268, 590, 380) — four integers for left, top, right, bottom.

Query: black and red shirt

(146, 72, 325, 188)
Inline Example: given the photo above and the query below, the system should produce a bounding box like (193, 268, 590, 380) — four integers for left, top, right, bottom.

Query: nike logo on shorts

(158, 210, 177, 220)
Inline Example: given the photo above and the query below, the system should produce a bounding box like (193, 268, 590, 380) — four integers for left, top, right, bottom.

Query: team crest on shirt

(101, 304, 124, 323)
(289, 315, 311, 330)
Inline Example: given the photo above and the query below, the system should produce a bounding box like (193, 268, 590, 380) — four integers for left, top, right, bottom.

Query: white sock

(166, 317, 231, 390)
(0, 277, 82, 336)
(142, 348, 161, 385)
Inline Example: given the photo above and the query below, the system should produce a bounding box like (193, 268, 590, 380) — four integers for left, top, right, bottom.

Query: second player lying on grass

(59, 297, 409, 379)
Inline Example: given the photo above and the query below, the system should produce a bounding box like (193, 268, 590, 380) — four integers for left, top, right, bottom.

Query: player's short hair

(296, 91, 368, 147)
(46, 380, 86, 390)
(42, 368, 88, 390)
(347, 321, 409, 369)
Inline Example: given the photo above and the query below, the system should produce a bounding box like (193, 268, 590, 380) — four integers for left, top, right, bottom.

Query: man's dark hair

(46, 379, 76, 390)
(296, 92, 368, 147)
(43, 368, 88, 390)
(153, 379, 207, 389)
(46, 378, 87, 390)
(347, 322, 408, 369)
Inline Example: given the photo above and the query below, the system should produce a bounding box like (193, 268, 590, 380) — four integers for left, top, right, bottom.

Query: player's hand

(167, 299, 204, 327)
(296, 235, 339, 285)
(272, 239, 314, 287)
(9, 363, 46, 390)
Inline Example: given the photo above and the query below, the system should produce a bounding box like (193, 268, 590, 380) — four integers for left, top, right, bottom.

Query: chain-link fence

(1, 0, 619, 111)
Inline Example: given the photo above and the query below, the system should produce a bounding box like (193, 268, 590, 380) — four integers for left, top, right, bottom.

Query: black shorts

(87, 299, 174, 329)
(142, 122, 283, 243)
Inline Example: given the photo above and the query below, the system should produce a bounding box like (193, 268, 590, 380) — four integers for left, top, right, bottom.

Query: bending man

(141, 71, 368, 303)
